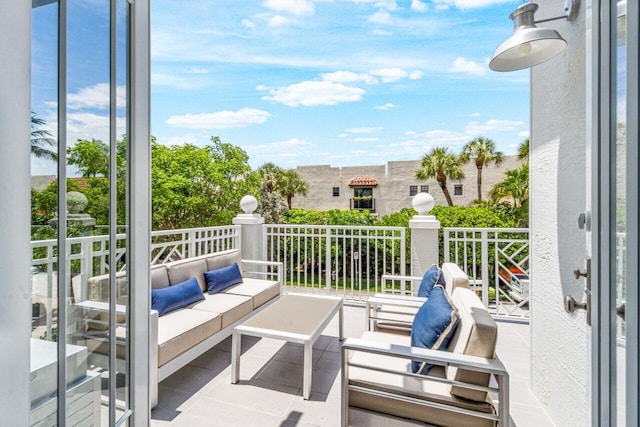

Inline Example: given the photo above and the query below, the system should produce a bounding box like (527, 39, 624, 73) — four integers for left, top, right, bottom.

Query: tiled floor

(151, 305, 553, 426)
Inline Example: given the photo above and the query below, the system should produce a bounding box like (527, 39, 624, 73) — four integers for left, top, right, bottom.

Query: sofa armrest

(380, 274, 423, 297)
(241, 259, 283, 293)
(149, 309, 159, 409)
(341, 337, 509, 427)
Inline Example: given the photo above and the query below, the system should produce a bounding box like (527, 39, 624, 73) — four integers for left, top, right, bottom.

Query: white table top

(238, 293, 342, 337)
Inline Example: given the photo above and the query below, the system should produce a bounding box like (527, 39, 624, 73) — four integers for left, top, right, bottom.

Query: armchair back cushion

(441, 263, 470, 294)
(446, 287, 498, 402)
(151, 265, 170, 290)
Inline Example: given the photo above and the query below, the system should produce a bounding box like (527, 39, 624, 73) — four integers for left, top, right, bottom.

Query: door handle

(564, 257, 591, 326)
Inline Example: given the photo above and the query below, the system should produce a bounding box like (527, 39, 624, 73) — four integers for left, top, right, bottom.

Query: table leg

(339, 302, 344, 341)
(231, 331, 241, 384)
(303, 340, 312, 400)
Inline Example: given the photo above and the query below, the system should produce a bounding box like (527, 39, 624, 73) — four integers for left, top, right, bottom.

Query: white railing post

(325, 227, 332, 295)
(409, 193, 440, 277)
(232, 196, 265, 262)
(444, 230, 451, 263)
(187, 229, 197, 259)
(481, 230, 489, 307)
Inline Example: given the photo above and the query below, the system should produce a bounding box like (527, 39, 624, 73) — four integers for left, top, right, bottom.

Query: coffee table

(231, 293, 344, 399)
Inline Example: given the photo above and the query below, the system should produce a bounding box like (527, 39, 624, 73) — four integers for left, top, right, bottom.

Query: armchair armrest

(365, 295, 426, 332)
(341, 337, 509, 427)
(381, 274, 423, 297)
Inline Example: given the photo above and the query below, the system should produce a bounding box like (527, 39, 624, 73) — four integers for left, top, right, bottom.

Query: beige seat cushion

(157, 309, 222, 367)
(442, 263, 470, 294)
(446, 287, 498, 402)
(191, 293, 253, 328)
(222, 278, 279, 309)
(205, 249, 244, 275)
(166, 258, 207, 291)
(349, 331, 495, 427)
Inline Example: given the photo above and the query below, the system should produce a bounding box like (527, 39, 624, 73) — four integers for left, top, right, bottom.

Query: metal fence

(264, 224, 406, 302)
(444, 227, 530, 318)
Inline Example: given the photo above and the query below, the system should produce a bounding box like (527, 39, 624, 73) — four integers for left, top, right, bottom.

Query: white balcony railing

(444, 227, 530, 318)
(264, 224, 406, 302)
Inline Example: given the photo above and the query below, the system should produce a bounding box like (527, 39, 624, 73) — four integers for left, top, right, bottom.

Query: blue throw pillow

(417, 264, 445, 298)
(151, 276, 204, 316)
(410, 285, 460, 374)
(204, 262, 243, 294)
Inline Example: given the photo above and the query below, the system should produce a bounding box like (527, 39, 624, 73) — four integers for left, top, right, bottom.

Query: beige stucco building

(291, 156, 523, 216)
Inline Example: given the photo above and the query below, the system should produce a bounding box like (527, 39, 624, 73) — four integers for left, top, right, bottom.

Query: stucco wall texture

(530, 0, 588, 425)
(291, 156, 522, 215)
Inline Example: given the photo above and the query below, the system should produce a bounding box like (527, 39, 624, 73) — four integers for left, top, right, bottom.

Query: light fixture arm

(533, 0, 580, 24)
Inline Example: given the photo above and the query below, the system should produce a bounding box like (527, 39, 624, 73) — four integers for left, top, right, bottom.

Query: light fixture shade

(489, 3, 567, 72)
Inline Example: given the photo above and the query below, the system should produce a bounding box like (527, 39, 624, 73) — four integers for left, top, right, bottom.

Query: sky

(31, 0, 530, 175)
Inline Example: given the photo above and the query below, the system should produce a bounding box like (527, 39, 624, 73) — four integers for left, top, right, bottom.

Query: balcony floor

(151, 304, 552, 427)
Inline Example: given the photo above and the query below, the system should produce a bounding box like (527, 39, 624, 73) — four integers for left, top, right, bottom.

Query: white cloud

(448, 57, 488, 76)
(338, 133, 349, 138)
(518, 130, 530, 138)
(352, 137, 380, 142)
(469, 112, 480, 117)
(321, 71, 378, 85)
(370, 67, 408, 83)
(66, 83, 127, 110)
(411, 0, 428, 12)
(432, 0, 513, 9)
(155, 134, 199, 146)
(375, 102, 397, 110)
(241, 19, 256, 29)
(345, 126, 383, 134)
(269, 14, 290, 27)
(166, 108, 271, 129)
(368, 11, 392, 25)
(260, 80, 365, 106)
(465, 119, 525, 134)
(372, 28, 394, 36)
(245, 138, 316, 166)
(409, 70, 424, 80)
(263, 0, 315, 16)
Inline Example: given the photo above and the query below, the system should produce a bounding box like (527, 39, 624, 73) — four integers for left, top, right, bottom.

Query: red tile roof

(348, 177, 378, 187)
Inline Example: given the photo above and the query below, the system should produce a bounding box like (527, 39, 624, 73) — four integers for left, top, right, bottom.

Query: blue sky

(32, 0, 530, 175)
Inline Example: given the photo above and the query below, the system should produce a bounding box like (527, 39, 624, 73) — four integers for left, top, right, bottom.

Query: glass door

(592, 0, 638, 425)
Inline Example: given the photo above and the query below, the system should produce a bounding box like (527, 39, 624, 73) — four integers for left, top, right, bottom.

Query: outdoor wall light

(489, 0, 580, 72)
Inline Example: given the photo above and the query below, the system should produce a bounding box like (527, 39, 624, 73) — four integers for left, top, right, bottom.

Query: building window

(454, 184, 463, 196)
(420, 185, 429, 193)
(333, 187, 339, 197)
(409, 185, 418, 196)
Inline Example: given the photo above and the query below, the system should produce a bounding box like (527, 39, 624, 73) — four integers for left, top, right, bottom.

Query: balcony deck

(151, 304, 552, 427)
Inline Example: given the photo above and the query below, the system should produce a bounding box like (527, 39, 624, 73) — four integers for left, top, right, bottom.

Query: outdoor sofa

(77, 248, 282, 408)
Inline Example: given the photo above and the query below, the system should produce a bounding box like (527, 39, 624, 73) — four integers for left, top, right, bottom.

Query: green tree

(31, 112, 58, 162)
(460, 136, 505, 201)
(151, 136, 257, 230)
(517, 138, 529, 161)
(278, 169, 308, 209)
(415, 147, 465, 206)
(67, 139, 110, 177)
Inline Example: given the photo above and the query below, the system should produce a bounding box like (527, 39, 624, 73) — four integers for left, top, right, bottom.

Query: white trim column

(408, 193, 440, 276)
(233, 195, 265, 262)
(0, 1, 32, 425)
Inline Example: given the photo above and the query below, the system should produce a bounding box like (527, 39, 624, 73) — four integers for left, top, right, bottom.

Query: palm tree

(460, 136, 504, 201)
(517, 138, 529, 161)
(415, 147, 465, 206)
(31, 112, 58, 162)
(489, 163, 529, 210)
(256, 162, 283, 192)
(278, 169, 308, 209)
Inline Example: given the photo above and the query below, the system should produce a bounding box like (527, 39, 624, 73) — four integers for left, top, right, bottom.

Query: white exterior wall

(530, 0, 589, 425)
(293, 156, 521, 215)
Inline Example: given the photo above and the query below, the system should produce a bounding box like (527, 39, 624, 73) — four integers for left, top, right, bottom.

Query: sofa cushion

(417, 264, 445, 298)
(205, 263, 243, 294)
(151, 277, 205, 316)
(191, 293, 253, 328)
(151, 265, 170, 290)
(441, 262, 470, 294)
(157, 309, 222, 367)
(167, 258, 208, 291)
(446, 287, 498, 402)
(410, 285, 460, 374)
(205, 249, 244, 275)
(222, 278, 280, 309)
(349, 331, 495, 427)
